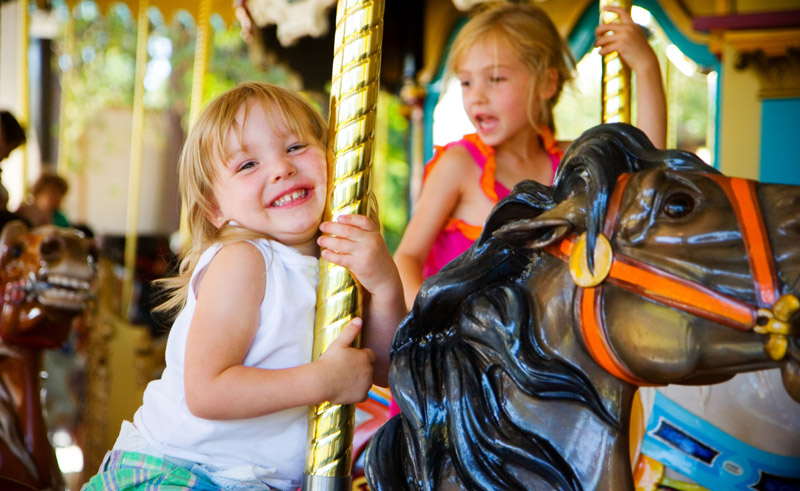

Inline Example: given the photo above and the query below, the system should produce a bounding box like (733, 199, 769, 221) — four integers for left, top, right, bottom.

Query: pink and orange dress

(422, 130, 563, 278)
(388, 130, 563, 419)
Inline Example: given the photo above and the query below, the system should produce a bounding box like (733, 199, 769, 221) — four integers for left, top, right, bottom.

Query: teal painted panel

(760, 98, 800, 185)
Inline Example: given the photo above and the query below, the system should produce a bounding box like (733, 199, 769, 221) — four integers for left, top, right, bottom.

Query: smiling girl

(82, 82, 405, 491)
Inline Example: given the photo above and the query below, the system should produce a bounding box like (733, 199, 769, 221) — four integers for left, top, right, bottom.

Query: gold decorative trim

(735, 42, 800, 99)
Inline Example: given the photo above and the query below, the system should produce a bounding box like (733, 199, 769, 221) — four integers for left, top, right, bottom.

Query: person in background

(394, 2, 667, 309)
(0, 110, 27, 214)
(16, 171, 70, 227)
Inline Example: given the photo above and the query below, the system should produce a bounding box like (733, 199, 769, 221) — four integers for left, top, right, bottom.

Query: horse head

(0, 221, 98, 349)
(496, 123, 800, 399)
(365, 123, 800, 491)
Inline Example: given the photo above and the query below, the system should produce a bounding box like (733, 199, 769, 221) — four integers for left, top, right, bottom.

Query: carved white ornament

(246, 0, 338, 46)
(451, 0, 491, 11)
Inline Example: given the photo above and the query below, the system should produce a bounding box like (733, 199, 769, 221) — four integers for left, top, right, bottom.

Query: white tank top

(133, 238, 319, 486)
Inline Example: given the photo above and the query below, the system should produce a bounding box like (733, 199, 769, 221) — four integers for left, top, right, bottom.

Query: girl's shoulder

(426, 138, 485, 182)
(200, 240, 267, 277)
(190, 240, 267, 300)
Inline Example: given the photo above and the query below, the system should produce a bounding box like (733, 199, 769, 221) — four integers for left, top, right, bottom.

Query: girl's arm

(595, 6, 667, 149)
(392, 145, 473, 309)
(183, 241, 375, 420)
(318, 214, 406, 387)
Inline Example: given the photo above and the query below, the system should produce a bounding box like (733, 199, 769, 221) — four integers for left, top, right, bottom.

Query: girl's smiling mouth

(270, 187, 311, 207)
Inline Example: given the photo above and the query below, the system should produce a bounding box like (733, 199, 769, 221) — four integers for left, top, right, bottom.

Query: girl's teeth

(272, 189, 308, 207)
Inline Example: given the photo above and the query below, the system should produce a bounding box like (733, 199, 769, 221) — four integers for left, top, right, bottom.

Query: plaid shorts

(81, 450, 220, 491)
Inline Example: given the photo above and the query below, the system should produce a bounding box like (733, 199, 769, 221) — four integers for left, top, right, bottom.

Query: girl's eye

(288, 143, 308, 153)
(490, 76, 505, 83)
(237, 161, 257, 172)
(459, 79, 471, 88)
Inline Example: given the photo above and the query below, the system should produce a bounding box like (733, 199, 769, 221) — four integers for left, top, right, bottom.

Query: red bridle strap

(548, 237, 758, 331)
(705, 175, 779, 308)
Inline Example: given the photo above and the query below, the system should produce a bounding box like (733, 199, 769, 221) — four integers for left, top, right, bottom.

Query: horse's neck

(534, 265, 638, 490)
(0, 345, 59, 487)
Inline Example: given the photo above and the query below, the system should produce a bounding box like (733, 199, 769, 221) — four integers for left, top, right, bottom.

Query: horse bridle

(545, 172, 799, 385)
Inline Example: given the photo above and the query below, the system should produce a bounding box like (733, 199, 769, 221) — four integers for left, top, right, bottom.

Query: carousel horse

(364, 123, 800, 490)
(0, 221, 97, 491)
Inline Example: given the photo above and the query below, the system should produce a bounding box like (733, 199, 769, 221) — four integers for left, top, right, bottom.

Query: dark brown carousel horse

(0, 221, 97, 491)
(365, 123, 800, 490)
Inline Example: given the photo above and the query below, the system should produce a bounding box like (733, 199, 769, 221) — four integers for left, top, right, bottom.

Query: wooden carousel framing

(2, 0, 799, 489)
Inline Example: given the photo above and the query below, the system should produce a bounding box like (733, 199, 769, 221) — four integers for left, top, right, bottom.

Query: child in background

(0, 110, 27, 212)
(16, 171, 70, 227)
(82, 82, 405, 491)
(394, 2, 667, 309)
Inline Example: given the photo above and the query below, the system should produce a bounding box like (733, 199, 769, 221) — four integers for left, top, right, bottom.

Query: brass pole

(303, 0, 384, 489)
(121, 0, 150, 318)
(179, 0, 213, 251)
(188, 0, 212, 126)
(57, 11, 74, 176)
(599, 0, 640, 471)
(600, 0, 632, 124)
(17, 0, 30, 193)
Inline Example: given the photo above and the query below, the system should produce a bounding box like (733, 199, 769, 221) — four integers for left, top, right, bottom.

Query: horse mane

(384, 186, 608, 490)
(369, 123, 717, 490)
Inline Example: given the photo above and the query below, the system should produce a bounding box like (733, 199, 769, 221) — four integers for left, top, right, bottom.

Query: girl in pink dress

(394, 2, 667, 310)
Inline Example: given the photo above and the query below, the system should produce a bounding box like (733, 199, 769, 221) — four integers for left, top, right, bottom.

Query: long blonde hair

(156, 82, 327, 315)
(448, 1, 575, 133)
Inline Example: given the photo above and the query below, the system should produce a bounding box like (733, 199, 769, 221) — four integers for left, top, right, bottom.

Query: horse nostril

(40, 237, 64, 261)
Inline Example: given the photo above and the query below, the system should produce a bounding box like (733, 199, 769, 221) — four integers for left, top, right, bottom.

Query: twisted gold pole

(17, 0, 30, 193)
(600, 0, 632, 124)
(599, 0, 639, 470)
(303, 1, 384, 489)
(121, 0, 150, 318)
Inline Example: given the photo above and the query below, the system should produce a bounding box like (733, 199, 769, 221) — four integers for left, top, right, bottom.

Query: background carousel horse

(0, 221, 97, 491)
(364, 123, 800, 491)
(635, 371, 800, 490)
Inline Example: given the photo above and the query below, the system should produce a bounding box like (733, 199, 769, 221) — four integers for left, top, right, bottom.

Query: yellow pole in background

(600, 0, 632, 125)
(188, 0, 211, 126)
(600, 0, 641, 472)
(179, 0, 213, 250)
(17, 0, 30, 190)
(57, 11, 75, 175)
(303, 0, 384, 489)
(121, 0, 150, 318)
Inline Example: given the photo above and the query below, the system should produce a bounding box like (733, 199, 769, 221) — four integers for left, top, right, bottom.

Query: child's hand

(318, 214, 401, 298)
(317, 318, 376, 404)
(594, 6, 659, 73)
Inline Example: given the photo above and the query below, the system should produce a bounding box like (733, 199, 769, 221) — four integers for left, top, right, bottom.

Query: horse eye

(9, 244, 23, 258)
(662, 192, 695, 219)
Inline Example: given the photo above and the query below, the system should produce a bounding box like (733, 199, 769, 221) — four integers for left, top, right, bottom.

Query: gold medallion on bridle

(569, 232, 613, 288)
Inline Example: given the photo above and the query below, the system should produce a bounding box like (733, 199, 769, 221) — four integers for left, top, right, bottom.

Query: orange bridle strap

(544, 173, 780, 385)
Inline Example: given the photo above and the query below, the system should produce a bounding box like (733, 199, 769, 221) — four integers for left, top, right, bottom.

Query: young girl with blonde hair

(82, 82, 405, 491)
(395, 2, 666, 308)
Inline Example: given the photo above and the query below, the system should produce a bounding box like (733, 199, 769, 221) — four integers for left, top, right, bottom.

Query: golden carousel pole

(188, 0, 212, 126)
(17, 0, 30, 190)
(303, 0, 384, 489)
(121, 0, 150, 318)
(56, 11, 74, 175)
(599, 0, 642, 471)
(600, 0, 632, 125)
(179, 0, 213, 249)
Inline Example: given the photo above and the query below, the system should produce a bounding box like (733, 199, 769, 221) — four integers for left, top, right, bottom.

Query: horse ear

(0, 220, 28, 248)
(494, 194, 586, 249)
